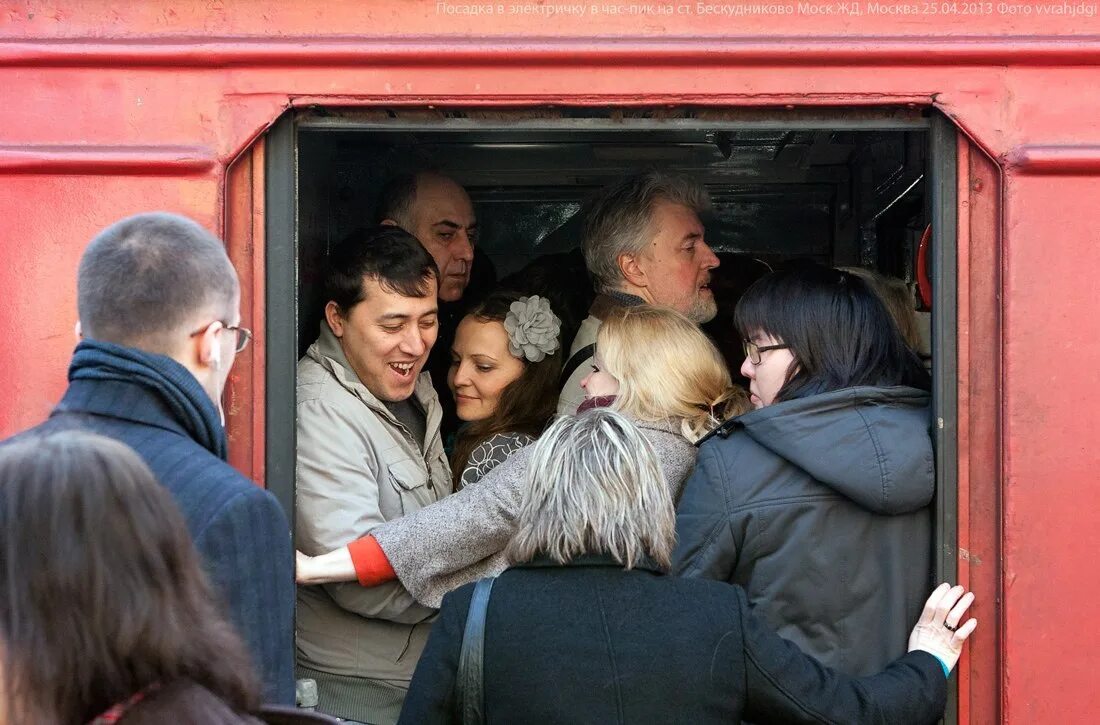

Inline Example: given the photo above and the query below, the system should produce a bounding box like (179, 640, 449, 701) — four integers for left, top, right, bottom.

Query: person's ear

(196, 321, 223, 370)
(324, 301, 346, 338)
(380, 218, 399, 228)
(74, 321, 83, 342)
(618, 252, 648, 289)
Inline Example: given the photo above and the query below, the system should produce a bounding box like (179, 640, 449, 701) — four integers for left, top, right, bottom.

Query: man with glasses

(7, 212, 295, 704)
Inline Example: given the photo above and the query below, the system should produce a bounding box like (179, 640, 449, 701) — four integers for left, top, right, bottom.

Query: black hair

(734, 262, 931, 402)
(0, 431, 259, 723)
(77, 212, 238, 353)
(324, 225, 440, 313)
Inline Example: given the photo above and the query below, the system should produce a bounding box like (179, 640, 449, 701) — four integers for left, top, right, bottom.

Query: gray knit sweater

(371, 417, 697, 607)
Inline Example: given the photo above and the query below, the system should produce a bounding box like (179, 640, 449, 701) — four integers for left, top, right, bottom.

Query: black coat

(13, 340, 296, 704)
(674, 386, 934, 676)
(398, 555, 946, 725)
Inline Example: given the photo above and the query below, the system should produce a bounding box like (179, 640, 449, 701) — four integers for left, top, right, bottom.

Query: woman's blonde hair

(598, 305, 749, 441)
(505, 409, 675, 570)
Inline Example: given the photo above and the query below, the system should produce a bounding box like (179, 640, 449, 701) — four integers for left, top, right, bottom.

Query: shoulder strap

(457, 577, 496, 725)
(559, 343, 596, 389)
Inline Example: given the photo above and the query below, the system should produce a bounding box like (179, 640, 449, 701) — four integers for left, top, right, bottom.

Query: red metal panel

(2, 4, 1100, 720)
(956, 135, 1004, 725)
(223, 140, 266, 484)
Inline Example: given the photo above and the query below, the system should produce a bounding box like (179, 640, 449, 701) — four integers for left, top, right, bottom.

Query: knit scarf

(67, 339, 228, 460)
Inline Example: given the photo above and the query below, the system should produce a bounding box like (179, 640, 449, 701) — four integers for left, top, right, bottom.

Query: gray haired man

(557, 171, 720, 414)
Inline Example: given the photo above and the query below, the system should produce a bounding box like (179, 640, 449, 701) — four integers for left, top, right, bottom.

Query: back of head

(598, 305, 748, 440)
(840, 266, 924, 353)
(506, 408, 674, 569)
(0, 431, 258, 723)
(581, 171, 711, 293)
(375, 172, 422, 230)
(78, 212, 238, 354)
(734, 262, 931, 402)
(323, 225, 440, 314)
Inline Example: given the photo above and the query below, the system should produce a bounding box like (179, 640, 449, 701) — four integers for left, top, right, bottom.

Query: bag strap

(457, 577, 496, 725)
(559, 343, 596, 389)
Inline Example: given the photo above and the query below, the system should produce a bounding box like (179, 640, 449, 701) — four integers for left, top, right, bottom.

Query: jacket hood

(737, 386, 934, 514)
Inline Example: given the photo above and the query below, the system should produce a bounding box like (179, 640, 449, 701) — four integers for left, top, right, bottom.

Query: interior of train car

(294, 109, 933, 377)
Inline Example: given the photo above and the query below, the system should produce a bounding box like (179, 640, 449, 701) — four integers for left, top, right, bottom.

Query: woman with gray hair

(398, 409, 977, 724)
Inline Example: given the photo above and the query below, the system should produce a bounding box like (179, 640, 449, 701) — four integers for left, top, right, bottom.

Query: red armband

(347, 535, 397, 587)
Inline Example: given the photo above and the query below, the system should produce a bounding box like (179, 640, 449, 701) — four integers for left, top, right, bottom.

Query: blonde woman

(296, 305, 748, 608)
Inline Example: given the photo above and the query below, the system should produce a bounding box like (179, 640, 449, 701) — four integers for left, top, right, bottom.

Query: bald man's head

(379, 172, 477, 302)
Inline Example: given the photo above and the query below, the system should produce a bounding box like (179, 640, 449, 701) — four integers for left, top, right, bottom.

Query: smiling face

(740, 331, 797, 409)
(580, 351, 621, 400)
(635, 200, 720, 323)
(326, 276, 439, 402)
(447, 316, 526, 422)
(402, 175, 477, 303)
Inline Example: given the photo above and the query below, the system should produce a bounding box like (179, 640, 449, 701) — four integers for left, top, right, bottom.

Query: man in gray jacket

(295, 227, 452, 724)
(557, 171, 721, 414)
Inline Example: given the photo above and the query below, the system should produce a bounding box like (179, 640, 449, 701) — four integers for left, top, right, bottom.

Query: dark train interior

(295, 112, 932, 373)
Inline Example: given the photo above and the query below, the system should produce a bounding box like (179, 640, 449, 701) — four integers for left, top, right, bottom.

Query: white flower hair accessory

(503, 295, 562, 363)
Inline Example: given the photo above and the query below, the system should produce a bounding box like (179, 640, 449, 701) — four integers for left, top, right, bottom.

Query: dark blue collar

(514, 552, 666, 576)
(53, 339, 227, 458)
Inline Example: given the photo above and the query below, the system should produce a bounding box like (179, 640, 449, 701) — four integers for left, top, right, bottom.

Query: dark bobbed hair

(78, 212, 238, 354)
(450, 291, 563, 488)
(734, 262, 931, 402)
(0, 431, 259, 723)
(324, 225, 440, 314)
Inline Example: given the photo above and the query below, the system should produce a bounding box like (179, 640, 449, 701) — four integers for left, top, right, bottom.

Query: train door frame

(254, 106, 962, 718)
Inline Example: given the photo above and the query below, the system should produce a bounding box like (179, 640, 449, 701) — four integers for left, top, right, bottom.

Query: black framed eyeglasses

(743, 340, 790, 365)
(190, 321, 253, 353)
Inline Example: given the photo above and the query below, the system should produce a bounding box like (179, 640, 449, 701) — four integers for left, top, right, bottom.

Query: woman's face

(448, 316, 526, 422)
(740, 331, 796, 409)
(580, 351, 621, 399)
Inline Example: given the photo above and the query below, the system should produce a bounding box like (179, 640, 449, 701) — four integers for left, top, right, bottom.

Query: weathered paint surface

(2, 1, 1099, 721)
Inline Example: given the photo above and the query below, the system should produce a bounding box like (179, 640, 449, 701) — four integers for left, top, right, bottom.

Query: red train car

(3, 1, 1099, 721)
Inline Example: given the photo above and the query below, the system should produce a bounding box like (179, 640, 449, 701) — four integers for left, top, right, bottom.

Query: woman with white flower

(295, 304, 748, 610)
(448, 291, 563, 490)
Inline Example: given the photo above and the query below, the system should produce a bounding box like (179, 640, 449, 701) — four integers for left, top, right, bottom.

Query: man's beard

(687, 294, 718, 324)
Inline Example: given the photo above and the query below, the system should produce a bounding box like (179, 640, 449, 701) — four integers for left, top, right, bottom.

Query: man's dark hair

(0, 431, 259, 723)
(324, 226, 440, 312)
(77, 212, 238, 353)
(734, 262, 930, 402)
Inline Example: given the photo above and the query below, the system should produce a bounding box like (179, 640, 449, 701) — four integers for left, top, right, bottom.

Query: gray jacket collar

(306, 322, 441, 435)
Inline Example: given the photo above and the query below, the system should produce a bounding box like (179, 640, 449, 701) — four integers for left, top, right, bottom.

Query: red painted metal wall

(3, 1, 1100, 721)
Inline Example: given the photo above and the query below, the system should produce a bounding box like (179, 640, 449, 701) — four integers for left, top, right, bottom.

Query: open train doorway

(261, 108, 958, 716)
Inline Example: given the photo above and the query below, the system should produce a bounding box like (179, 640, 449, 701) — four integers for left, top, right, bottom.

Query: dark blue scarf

(67, 339, 228, 459)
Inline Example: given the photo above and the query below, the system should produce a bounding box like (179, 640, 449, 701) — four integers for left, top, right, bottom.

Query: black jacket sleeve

(196, 486, 296, 705)
(672, 442, 741, 581)
(735, 587, 946, 724)
(397, 587, 472, 724)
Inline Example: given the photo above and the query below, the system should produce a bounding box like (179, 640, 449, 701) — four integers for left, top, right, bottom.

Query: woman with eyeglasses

(673, 262, 936, 678)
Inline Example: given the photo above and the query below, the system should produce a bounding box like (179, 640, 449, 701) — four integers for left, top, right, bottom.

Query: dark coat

(15, 340, 295, 703)
(673, 386, 934, 676)
(397, 555, 947, 725)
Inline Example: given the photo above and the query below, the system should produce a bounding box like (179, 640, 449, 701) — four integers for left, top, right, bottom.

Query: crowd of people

(0, 169, 977, 725)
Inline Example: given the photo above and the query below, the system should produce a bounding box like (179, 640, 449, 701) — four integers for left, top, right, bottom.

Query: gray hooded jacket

(672, 386, 934, 676)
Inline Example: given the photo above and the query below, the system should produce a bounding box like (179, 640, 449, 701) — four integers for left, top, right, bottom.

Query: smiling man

(294, 226, 452, 725)
(557, 171, 720, 415)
